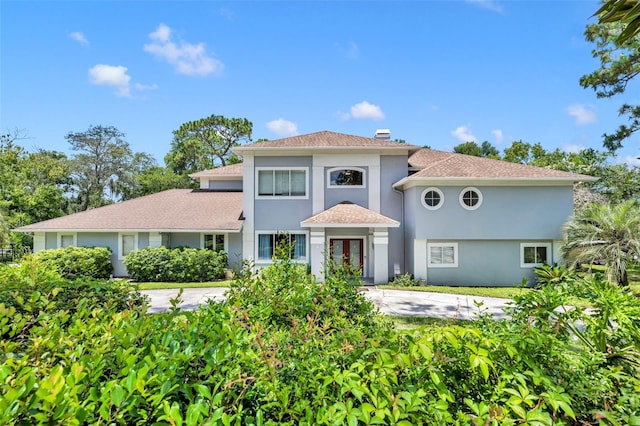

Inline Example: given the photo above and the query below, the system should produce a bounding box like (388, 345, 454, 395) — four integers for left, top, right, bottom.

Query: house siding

(253, 156, 313, 232)
(227, 233, 243, 269)
(209, 180, 243, 191)
(381, 155, 409, 276)
(423, 239, 551, 286)
(411, 185, 573, 240)
(324, 166, 369, 209)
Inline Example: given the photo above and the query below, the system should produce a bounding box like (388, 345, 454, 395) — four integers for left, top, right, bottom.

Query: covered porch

(301, 201, 400, 284)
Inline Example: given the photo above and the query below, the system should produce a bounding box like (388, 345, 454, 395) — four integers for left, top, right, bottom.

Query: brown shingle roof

(189, 163, 244, 178)
(407, 149, 596, 181)
(300, 202, 400, 228)
(16, 190, 244, 232)
(235, 131, 420, 152)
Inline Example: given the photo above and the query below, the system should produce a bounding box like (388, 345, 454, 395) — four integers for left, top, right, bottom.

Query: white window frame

(118, 232, 138, 260)
(201, 233, 228, 252)
(520, 242, 552, 268)
(255, 167, 309, 199)
(255, 231, 309, 263)
(459, 187, 483, 211)
(420, 187, 444, 211)
(57, 232, 77, 248)
(427, 242, 459, 268)
(326, 167, 366, 189)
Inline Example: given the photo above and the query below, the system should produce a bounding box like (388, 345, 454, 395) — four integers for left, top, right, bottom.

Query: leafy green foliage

(562, 200, 640, 286)
(124, 247, 228, 282)
(165, 114, 252, 176)
(31, 246, 113, 280)
(389, 273, 417, 287)
(0, 260, 147, 318)
(1, 259, 639, 424)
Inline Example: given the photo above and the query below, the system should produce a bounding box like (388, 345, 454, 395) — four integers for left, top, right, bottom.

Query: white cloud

(491, 129, 503, 144)
(88, 64, 131, 97)
(451, 125, 476, 142)
(567, 103, 597, 125)
(144, 23, 223, 76)
(266, 119, 298, 137)
(465, 0, 504, 13)
(335, 41, 360, 60)
(69, 31, 88, 45)
(349, 101, 385, 120)
(562, 144, 585, 154)
(134, 83, 159, 91)
(616, 155, 640, 167)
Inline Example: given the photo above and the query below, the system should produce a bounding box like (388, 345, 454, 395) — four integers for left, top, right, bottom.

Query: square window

(427, 243, 458, 268)
(520, 243, 551, 267)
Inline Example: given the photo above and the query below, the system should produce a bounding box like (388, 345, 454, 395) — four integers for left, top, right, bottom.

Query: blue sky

(2, 0, 640, 167)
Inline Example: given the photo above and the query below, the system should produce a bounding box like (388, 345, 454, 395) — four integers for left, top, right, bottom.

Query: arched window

(327, 167, 365, 187)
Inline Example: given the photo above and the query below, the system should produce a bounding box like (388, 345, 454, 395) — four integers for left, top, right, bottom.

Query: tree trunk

(619, 267, 629, 287)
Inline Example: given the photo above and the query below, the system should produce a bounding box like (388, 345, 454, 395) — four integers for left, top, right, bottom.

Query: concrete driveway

(141, 287, 511, 320)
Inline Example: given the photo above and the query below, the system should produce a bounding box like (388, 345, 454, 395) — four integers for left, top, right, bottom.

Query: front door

(329, 238, 364, 273)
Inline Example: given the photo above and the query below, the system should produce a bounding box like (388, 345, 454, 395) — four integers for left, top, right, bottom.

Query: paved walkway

(141, 287, 512, 320)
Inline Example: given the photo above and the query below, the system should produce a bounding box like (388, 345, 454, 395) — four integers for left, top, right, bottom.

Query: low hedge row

(124, 247, 227, 282)
(31, 246, 113, 280)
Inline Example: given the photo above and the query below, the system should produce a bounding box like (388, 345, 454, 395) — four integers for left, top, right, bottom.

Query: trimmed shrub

(124, 247, 227, 282)
(32, 246, 113, 279)
(0, 259, 147, 319)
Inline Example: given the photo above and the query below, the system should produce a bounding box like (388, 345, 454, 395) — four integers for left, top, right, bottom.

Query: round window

(421, 187, 444, 210)
(459, 187, 482, 210)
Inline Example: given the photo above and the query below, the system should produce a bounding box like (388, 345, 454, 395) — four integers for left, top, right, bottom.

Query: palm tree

(561, 200, 640, 286)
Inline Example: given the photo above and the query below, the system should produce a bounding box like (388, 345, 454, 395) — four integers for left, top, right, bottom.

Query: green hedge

(0, 260, 147, 317)
(124, 247, 227, 282)
(1, 256, 639, 424)
(32, 246, 113, 280)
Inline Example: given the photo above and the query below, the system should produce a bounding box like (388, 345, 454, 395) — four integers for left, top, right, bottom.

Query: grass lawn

(389, 315, 464, 329)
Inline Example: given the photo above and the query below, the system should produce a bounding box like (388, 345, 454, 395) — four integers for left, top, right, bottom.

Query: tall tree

(66, 125, 150, 211)
(453, 141, 482, 157)
(0, 134, 71, 252)
(561, 200, 640, 286)
(165, 115, 252, 176)
(581, 4, 640, 152)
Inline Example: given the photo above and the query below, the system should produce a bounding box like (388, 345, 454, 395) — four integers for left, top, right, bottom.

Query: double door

(329, 238, 363, 272)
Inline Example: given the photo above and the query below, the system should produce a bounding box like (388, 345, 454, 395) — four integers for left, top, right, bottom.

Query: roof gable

(235, 130, 420, 152)
(407, 149, 596, 181)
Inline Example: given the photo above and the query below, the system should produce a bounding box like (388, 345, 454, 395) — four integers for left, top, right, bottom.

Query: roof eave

(393, 176, 597, 189)
(300, 222, 400, 228)
(14, 227, 244, 233)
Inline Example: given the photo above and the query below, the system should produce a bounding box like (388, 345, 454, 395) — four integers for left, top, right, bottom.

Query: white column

(149, 232, 162, 248)
(33, 232, 45, 253)
(368, 162, 381, 213)
(242, 154, 255, 263)
(310, 228, 326, 280)
(312, 163, 324, 214)
(414, 239, 427, 281)
(373, 229, 389, 284)
(552, 240, 563, 265)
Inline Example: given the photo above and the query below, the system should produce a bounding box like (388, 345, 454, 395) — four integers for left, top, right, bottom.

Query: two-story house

(16, 130, 595, 286)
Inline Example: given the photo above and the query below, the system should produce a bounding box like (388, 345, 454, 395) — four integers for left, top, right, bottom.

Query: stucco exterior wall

(227, 232, 243, 269)
(420, 239, 551, 287)
(410, 185, 573, 240)
(380, 155, 409, 276)
(208, 180, 243, 191)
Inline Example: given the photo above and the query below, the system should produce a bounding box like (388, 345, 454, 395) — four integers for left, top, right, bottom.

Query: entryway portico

(301, 201, 400, 284)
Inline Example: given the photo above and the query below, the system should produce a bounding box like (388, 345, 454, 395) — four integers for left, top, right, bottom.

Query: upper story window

(459, 187, 483, 210)
(421, 187, 444, 210)
(327, 167, 365, 188)
(256, 167, 308, 198)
